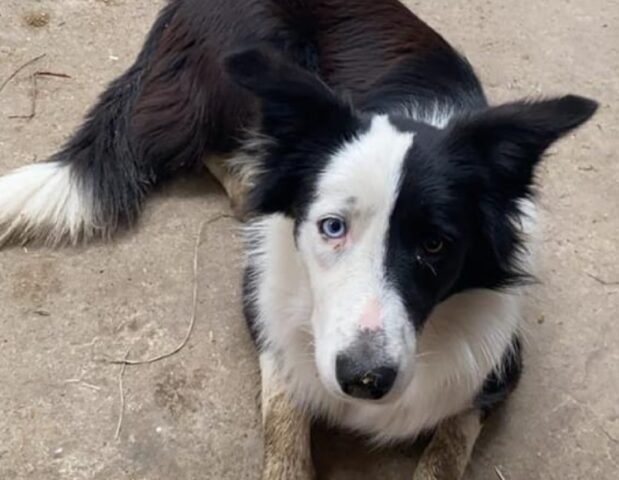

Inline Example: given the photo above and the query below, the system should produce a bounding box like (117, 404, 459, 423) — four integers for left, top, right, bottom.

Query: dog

(0, 1, 597, 478)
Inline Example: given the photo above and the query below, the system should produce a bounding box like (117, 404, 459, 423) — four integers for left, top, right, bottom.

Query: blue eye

(319, 216, 347, 239)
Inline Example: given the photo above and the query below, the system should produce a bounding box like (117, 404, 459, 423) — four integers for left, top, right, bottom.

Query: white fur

(246, 114, 537, 444)
(296, 115, 416, 399)
(399, 101, 455, 129)
(0, 161, 93, 246)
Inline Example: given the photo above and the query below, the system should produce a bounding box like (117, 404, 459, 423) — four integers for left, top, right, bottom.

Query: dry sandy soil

(0, 1, 617, 479)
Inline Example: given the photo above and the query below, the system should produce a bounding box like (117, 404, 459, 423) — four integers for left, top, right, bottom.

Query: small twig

(586, 272, 619, 286)
(107, 213, 232, 440)
(495, 466, 508, 480)
(64, 378, 102, 392)
(0, 53, 46, 94)
(9, 72, 39, 120)
(8, 70, 71, 120)
(34, 71, 71, 79)
(64, 368, 102, 392)
(114, 349, 131, 440)
(105, 213, 231, 366)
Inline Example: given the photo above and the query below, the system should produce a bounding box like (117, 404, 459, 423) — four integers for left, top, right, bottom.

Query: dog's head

(227, 48, 597, 402)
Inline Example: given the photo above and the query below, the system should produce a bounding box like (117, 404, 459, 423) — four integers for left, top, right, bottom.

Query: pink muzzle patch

(359, 296, 383, 331)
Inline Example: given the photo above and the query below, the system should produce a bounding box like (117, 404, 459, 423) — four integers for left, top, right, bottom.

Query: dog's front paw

(261, 459, 315, 480)
(412, 456, 460, 480)
(412, 411, 482, 480)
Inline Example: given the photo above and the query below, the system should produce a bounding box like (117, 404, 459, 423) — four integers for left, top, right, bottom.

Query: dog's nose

(336, 354, 398, 400)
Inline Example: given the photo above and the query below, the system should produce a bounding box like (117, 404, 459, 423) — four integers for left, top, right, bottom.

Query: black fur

(57, 3, 181, 235)
(226, 47, 369, 219)
(384, 119, 473, 328)
(360, 48, 487, 115)
(476, 336, 523, 418)
(383, 97, 597, 329)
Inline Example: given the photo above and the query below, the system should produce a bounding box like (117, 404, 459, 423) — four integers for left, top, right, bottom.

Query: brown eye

(423, 238, 444, 254)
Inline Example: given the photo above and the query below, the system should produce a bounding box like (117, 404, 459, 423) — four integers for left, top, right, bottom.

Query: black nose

(336, 355, 398, 400)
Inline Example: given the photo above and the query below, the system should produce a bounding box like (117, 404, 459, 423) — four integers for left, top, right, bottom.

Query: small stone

(24, 11, 50, 29)
(537, 315, 545, 324)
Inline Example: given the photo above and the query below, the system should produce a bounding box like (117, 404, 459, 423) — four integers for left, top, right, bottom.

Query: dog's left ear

(447, 95, 597, 268)
(448, 95, 598, 201)
(225, 47, 362, 215)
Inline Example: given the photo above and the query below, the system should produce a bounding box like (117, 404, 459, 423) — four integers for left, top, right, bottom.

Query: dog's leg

(413, 410, 482, 480)
(259, 353, 314, 480)
(203, 154, 250, 220)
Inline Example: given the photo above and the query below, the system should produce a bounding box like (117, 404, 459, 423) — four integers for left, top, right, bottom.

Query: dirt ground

(0, 1, 617, 479)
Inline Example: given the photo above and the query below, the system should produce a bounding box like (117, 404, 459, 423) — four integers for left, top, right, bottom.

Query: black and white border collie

(0, 1, 597, 478)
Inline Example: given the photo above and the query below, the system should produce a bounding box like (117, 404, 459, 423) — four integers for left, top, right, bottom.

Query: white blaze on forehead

(311, 115, 414, 216)
(304, 114, 414, 344)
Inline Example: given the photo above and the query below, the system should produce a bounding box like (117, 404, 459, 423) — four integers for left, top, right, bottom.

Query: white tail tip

(0, 161, 95, 247)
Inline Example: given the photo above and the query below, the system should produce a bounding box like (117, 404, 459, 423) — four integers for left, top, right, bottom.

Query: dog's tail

(0, 12, 167, 247)
(0, 2, 223, 247)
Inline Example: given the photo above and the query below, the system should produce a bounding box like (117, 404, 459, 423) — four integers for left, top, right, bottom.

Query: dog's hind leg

(259, 353, 314, 480)
(412, 410, 482, 480)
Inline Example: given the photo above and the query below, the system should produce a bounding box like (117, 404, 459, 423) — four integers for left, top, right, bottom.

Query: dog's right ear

(225, 48, 363, 216)
(225, 47, 357, 143)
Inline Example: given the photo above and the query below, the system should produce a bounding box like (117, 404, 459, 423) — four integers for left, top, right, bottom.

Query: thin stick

(8, 73, 39, 120)
(0, 54, 46, 94)
(108, 213, 232, 439)
(105, 214, 232, 366)
(114, 349, 130, 440)
(64, 379, 102, 391)
(8, 70, 71, 120)
(586, 272, 619, 286)
(495, 466, 507, 480)
(34, 71, 71, 79)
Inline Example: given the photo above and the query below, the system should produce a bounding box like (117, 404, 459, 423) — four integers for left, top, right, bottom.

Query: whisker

(416, 254, 438, 277)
